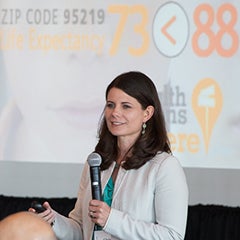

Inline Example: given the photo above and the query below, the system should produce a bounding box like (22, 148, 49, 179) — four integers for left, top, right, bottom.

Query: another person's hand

(88, 200, 111, 227)
(29, 201, 55, 226)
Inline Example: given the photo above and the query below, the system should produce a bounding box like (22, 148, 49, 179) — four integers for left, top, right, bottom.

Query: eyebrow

(121, 101, 132, 105)
(109, 100, 132, 103)
(106, 101, 134, 108)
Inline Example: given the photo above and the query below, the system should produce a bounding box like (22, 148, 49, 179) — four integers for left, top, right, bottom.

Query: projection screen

(0, 0, 239, 169)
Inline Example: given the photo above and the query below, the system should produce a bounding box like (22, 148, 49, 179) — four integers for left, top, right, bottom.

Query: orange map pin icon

(192, 78, 223, 153)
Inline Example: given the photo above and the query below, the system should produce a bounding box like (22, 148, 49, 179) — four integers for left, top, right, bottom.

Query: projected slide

(0, 0, 239, 169)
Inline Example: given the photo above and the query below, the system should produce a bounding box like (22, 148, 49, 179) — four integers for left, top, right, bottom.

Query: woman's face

(105, 87, 150, 144)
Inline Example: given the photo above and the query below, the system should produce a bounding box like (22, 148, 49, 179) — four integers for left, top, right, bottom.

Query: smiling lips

(111, 121, 124, 126)
(108, 120, 126, 132)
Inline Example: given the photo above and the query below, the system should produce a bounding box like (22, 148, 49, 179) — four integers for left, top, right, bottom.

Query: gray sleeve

(52, 162, 90, 240)
(52, 212, 83, 240)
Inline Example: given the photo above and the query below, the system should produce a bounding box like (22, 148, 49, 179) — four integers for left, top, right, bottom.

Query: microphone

(87, 152, 102, 201)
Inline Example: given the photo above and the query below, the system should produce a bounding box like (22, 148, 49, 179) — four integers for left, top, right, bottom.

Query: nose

(111, 105, 121, 117)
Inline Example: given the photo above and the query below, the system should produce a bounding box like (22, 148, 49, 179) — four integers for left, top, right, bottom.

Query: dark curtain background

(0, 195, 75, 218)
(1, 195, 240, 240)
(185, 204, 240, 240)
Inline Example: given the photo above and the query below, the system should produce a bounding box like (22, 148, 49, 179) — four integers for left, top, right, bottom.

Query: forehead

(107, 88, 137, 102)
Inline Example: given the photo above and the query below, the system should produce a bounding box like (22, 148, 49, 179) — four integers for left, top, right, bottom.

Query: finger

(38, 208, 51, 217)
(28, 208, 36, 213)
(89, 199, 101, 207)
(42, 209, 55, 224)
(43, 201, 51, 209)
(89, 211, 95, 218)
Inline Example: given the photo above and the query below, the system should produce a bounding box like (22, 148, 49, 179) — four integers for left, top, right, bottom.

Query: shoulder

(79, 161, 91, 185)
(137, 152, 188, 196)
(151, 151, 180, 167)
(149, 152, 186, 179)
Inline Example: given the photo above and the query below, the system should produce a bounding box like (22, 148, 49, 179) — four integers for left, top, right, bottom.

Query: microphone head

(87, 152, 102, 167)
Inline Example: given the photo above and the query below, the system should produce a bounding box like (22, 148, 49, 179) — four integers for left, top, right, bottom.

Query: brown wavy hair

(95, 71, 171, 170)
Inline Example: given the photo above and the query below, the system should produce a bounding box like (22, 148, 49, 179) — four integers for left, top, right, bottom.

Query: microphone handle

(90, 166, 102, 201)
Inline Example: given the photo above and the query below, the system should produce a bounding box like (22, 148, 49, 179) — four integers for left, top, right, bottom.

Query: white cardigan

(53, 152, 189, 240)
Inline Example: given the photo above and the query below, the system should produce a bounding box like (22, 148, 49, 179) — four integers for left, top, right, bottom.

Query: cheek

(128, 113, 144, 127)
(104, 109, 110, 119)
(104, 111, 112, 124)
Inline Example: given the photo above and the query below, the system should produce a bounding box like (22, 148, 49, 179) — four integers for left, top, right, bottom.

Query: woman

(31, 71, 189, 240)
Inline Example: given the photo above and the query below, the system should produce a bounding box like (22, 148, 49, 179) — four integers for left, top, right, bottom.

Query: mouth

(111, 121, 124, 126)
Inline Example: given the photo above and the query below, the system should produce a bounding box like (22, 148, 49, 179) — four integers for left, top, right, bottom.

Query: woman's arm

(53, 162, 91, 240)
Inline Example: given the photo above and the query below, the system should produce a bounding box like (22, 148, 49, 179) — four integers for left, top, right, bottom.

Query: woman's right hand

(29, 201, 56, 226)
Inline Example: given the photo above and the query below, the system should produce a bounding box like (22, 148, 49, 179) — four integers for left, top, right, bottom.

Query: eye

(122, 104, 131, 109)
(106, 102, 115, 109)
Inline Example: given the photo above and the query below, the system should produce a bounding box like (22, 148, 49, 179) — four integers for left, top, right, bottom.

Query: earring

(142, 122, 147, 135)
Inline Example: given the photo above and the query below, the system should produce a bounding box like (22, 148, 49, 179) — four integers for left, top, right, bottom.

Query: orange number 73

(108, 5, 149, 56)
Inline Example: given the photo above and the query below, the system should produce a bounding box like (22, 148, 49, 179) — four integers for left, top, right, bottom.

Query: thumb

(43, 201, 52, 210)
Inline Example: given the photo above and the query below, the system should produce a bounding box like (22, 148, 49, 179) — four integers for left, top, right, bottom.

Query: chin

(109, 129, 122, 136)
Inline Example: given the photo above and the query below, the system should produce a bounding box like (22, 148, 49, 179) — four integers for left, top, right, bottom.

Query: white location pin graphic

(192, 78, 223, 153)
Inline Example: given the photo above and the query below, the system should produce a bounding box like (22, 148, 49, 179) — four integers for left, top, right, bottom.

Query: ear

(143, 105, 154, 122)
